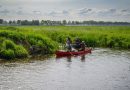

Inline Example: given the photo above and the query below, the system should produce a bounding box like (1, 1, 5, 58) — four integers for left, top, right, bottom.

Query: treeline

(0, 19, 130, 26)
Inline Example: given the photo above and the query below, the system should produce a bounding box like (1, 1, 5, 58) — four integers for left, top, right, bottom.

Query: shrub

(27, 34, 58, 54)
(0, 49, 15, 59)
(0, 40, 28, 59)
(2, 40, 16, 50)
(15, 45, 28, 58)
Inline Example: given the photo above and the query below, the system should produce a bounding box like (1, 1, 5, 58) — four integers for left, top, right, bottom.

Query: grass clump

(0, 40, 28, 60)
(15, 45, 28, 58)
(27, 34, 58, 54)
(0, 49, 15, 60)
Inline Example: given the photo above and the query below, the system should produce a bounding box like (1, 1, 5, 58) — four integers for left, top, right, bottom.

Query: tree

(17, 20, 21, 25)
(41, 20, 46, 25)
(62, 20, 67, 25)
(9, 20, 13, 24)
(0, 19, 3, 24)
(32, 20, 40, 25)
(21, 20, 29, 25)
(12, 20, 16, 25)
(68, 21, 72, 25)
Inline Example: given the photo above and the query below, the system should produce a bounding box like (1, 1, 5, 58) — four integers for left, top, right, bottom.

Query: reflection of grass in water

(0, 54, 54, 63)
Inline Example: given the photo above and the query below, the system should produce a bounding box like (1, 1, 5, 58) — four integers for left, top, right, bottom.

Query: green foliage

(6, 26, 19, 30)
(2, 40, 16, 50)
(0, 40, 28, 60)
(0, 31, 26, 42)
(15, 45, 28, 58)
(0, 25, 130, 60)
(36, 26, 130, 49)
(0, 49, 15, 60)
(0, 26, 59, 57)
(27, 34, 58, 54)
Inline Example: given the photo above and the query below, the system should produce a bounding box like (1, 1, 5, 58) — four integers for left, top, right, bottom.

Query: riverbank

(0, 26, 58, 60)
(0, 26, 130, 60)
(19, 26, 130, 48)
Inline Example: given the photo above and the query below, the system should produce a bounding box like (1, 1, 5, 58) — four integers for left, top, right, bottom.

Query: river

(0, 48, 130, 90)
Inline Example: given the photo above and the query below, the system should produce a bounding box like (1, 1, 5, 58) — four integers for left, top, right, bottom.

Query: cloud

(16, 10, 23, 15)
(109, 9, 116, 13)
(0, 9, 10, 14)
(48, 10, 68, 17)
(94, 9, 117, 18)
(0, 5, 2, 8)
(46, 8, 130, 21)
(119, 9, 130, 16)
(48, 11, 59, 16)
(62, 10, 69, 15)
(78, 8, 92, 14)
(30, 8, 130, 20)
(121, 9, 127, 12)
(18, 7, 23, 9)
(0, 7, 130, 21)
(33, 11, 41, 15)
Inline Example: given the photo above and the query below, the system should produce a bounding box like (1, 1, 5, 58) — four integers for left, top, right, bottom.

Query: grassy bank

(0, 26, 58, 60)
(18, 26, 130, 48)
(0, 26, 130, 59)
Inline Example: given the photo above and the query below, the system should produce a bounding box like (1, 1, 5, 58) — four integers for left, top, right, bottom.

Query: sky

(0, 0, 130, 22)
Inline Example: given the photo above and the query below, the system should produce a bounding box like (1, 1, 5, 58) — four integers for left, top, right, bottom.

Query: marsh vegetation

(0, 26, 130, 60)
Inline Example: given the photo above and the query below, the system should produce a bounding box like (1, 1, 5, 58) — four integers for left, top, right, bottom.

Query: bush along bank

(0, 40, 28, 59)
(0, 30, 58, 60)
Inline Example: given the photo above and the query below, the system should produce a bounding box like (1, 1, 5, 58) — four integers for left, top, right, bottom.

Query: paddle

(69, 51, 74, 56)
(69, 47, 77, 56)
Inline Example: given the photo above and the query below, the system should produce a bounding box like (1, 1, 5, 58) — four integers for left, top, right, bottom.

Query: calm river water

(0, 48, 130, 90)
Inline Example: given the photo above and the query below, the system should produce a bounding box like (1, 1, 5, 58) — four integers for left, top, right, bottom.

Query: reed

(0, 25, 130, 60)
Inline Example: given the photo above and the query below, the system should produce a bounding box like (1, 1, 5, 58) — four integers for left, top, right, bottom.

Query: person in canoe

(80, 41, 86, 51)
(66, 37, 72, 51)
(74, 37, 81, 51)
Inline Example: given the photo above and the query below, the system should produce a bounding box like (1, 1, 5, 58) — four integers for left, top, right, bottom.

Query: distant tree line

(0, 19, 130, 26)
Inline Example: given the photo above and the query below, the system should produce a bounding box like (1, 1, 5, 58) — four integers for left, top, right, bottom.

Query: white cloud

(0, 5, 2, 8)
(0, 9, 10, 15)
(33, 11, 41, 15)
(0, 6, 130, 21)
(16, 10, 23, 15)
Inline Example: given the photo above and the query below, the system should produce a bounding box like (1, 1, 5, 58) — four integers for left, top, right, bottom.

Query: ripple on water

(0, 48, 130, 90)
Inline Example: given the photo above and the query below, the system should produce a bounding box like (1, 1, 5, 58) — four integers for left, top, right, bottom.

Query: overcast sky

(0, 0, 130, 21)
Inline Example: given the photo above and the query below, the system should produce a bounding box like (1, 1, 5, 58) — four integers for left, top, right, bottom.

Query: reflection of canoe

(55, 48, 92, 57)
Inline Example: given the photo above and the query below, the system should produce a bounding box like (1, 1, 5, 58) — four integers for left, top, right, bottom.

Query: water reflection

(56, 54, 86, 62)
(66, 56, 72, 62)
(1, 48, 130, 90)
(81, 55, 85, 62)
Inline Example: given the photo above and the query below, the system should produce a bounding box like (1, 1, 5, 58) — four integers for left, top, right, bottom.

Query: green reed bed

(37, 26, 130, 49)
(0, 27, 58, 60)
(16, 26, 130, 49)
(0, 26, 130, 60)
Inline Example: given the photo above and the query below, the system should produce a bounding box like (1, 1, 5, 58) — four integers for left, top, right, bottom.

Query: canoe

(55, 48, 92, 57)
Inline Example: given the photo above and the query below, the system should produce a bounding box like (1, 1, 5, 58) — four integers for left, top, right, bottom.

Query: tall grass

(0, 27, 58, 60)
(0, 26, 130, 60)
(7, 26, 130, 49)
(0, 40, 28, 59)
(34, 26, 130, 49)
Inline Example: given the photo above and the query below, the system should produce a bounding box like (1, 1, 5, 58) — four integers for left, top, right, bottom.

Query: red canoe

(55, 48, 92, 57)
